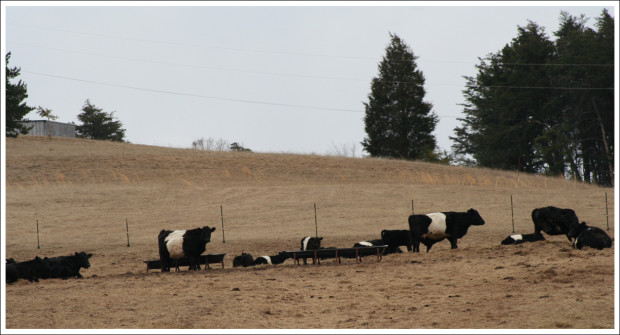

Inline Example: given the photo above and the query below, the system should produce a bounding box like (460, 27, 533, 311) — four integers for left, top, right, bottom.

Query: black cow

(501, 233, 545, 245)
(6, 256, 52, 284)
(44, 252, 93, 279)
(158, 226, 216, 272)
(380, 230, 413, 252)
(408, 208, 485, 253)
(300, 236, 322, 265)
(254, 252, 291, 265)
(353, 239, 403, 255)
(531, 206, 580, 241)
(233, 253, 255, 267)
(568, 222, 612, 250)
(233, 253, 254, 267)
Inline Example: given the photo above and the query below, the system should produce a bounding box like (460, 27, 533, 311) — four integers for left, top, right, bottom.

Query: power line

(10, 42, 614, 90)
(470, 84, 614, 90)
(8, 41, 372, 83)
(21, 70, 365, 113)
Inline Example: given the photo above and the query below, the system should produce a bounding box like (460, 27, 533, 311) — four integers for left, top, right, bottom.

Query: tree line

(363, 9, 613, 186)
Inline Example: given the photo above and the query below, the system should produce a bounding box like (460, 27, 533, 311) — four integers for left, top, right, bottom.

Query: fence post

(314, 203, 318, 238)
(36, 220, 40, 249)
(605, 192, 609, 231)
(126, 219, 130, 247)
(411, 200, 414, 215)
(221, 205, 226, 243)
(511, 195, 515, 233)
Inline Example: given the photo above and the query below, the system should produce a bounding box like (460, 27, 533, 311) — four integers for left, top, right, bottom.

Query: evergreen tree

(552, 10, 614, 185)
(452, 10, 614, 186)
(5, 52, 34, 137)
(76, 99, 126, 142)
(452, 22, 556, 173)
(362, 33, 438, 160)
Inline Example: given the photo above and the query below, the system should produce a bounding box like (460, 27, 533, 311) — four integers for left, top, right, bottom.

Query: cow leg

(407, 231, 414, 252)
(448, 237, 458, 249)
(188, 257, 196, 271)
(413, 236, 420, 253)
(161, 258, 170, 272)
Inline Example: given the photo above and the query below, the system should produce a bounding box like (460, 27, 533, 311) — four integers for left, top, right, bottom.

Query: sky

(1, 1, 617, 157)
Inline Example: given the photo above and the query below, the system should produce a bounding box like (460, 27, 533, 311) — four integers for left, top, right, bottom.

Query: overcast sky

(2, 2, 616, 156)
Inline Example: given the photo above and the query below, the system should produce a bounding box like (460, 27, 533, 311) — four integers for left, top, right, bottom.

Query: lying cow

(380, 230, 413, 252)
(254, 252, 291, 265)
(43, 252, 93, 279)
(354, 239, 403, 255)
(408, 208, 485, 253)
(300, 236, 322, 265)
(158, 226, 216, 272)
(5, 256, 52, 284)
(531, 206, 580, 241)
(567, 222, 612, 250)
(233, 253, 255, 267)
(501, 233, 545, 245)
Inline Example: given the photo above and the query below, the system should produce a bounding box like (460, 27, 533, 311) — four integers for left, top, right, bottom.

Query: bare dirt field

(3, 136, 617, 331)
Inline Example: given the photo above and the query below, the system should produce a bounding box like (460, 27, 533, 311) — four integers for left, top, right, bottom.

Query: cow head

(567, 221, 588, 242)
(75, 252, 93, 269)
(467, 209, 485, 225)
(200, 226, 217, 243)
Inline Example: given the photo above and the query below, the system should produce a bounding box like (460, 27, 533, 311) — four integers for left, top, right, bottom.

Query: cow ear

(211, 227, 216, 232)
(88, 254, 93, 258)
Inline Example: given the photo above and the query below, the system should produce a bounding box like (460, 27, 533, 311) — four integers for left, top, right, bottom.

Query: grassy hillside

(4, 136, 616, 329)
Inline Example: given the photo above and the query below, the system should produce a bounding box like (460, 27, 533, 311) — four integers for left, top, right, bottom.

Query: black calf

(380, 230, 413, 252)
(44, 252, 92, 279)
(233, 253, 255, 267)
(568, 222, 612, 250)
(5, 256, 52, 284)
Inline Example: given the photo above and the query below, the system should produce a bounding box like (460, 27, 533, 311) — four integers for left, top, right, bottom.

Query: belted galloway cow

(158, 226, 216, 272)
(409, 209, 485, 253)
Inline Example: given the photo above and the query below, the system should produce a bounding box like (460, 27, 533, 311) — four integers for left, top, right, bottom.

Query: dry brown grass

(3, 136, 617, 331)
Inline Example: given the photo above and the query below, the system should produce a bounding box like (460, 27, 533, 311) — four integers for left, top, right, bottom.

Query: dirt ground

(2, 136, 617, 331)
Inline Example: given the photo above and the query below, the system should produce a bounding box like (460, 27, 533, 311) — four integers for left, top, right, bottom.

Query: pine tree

(451, 11, 613, 186)
(5, 52, 35, 137)
(362, 33, 438, 160)
(452, 22, 556, 173)
(76, 99, 126, 142)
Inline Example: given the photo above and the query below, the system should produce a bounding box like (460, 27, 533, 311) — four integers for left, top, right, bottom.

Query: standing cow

(300, 236, 322, 265)
(408, 209, 485, 253)
(531, 206, 580, 241)
(567, 222, 612, 250)
(158, 226, 216, 272)
(380, 230, 413, 252)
